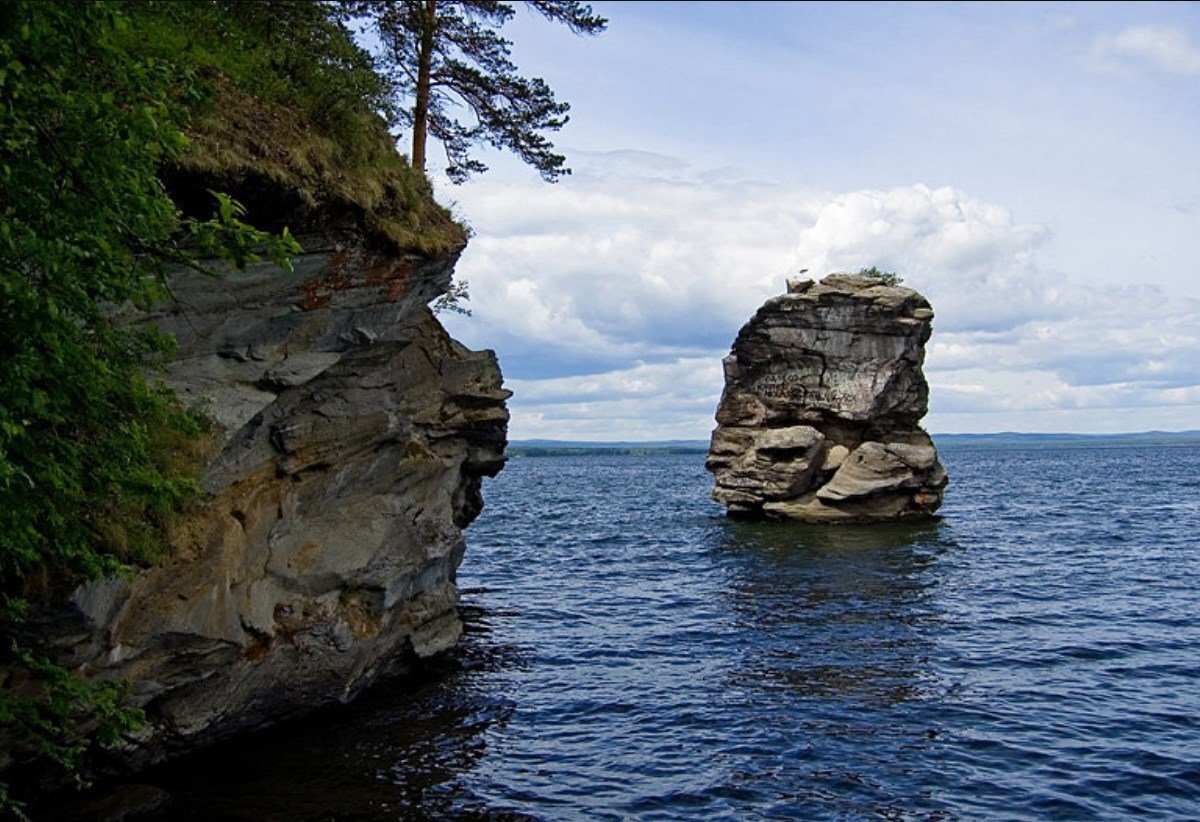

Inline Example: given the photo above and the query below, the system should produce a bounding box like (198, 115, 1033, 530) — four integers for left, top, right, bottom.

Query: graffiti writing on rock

(750, 373, 843, 406)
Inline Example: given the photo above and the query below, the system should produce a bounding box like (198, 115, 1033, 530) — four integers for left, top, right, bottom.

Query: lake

(136, 446, 1200, 820)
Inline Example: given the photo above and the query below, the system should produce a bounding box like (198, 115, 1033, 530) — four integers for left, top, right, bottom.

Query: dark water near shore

(133, 446, 1200, 820)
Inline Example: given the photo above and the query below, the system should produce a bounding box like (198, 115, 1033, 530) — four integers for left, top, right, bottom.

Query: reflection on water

(713, 519, 952, 815)
(724, 518, 948, 553)
(55, 449, 1200, 820)
(124, 621, 526, 821)
(719, 520, 948, 690)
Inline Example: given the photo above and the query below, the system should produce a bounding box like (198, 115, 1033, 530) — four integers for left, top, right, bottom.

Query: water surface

(139, 446, 1200, 819)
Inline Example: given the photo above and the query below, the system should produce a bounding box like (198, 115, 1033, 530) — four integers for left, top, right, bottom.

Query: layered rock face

(30, 234, 508, 766)
(706, 273, 946, 522)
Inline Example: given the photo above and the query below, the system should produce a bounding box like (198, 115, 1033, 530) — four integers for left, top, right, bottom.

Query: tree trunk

(412, 0, 436, 173)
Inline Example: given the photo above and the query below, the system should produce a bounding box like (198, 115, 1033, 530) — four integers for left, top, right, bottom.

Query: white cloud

(1092, 24, 1200, 75)
(791, 184, 1065, 333)
(442, 165, 806, 364)
(503, 358, 726, 440)
(508, 358, 722, 404)
(435, 157, 1200, 439)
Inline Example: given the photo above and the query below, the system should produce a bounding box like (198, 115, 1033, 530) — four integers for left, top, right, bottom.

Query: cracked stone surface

(22, 234, 509, 768)
(706, 273, 947, 522)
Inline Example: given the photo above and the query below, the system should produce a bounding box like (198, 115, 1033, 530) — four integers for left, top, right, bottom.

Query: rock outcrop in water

(19, 233, 508, 768)
(706, 273, 946, 522)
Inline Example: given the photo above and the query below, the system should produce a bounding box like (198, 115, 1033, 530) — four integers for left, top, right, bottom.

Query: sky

(426, 1, 1200, 440)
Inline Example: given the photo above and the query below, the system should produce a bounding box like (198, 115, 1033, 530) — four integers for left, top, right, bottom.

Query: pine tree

(355, 1, 606, 182)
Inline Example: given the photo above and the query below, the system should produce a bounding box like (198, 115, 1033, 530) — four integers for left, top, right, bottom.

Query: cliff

(706, 273, 946, 522)
(13, 230, 509, 769)
(0, 4, 512, 802)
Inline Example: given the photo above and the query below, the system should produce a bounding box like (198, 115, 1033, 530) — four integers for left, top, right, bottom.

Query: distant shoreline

(507, 431, 1200, 456)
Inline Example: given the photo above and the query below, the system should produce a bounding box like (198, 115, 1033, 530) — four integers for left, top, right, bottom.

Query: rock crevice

(706, 273, 947, 522)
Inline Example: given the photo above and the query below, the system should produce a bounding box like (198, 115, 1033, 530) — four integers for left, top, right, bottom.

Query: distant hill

(931, 430, 1200, 450)
(507, 431, 1200, 456)
(508, 439, 709, 456)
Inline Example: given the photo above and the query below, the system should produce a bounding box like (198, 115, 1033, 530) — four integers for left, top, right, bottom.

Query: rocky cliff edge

(25, 232, 508, 768)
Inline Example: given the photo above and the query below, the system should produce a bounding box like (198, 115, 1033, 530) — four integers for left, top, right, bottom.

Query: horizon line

(510, 429, 1200, 444)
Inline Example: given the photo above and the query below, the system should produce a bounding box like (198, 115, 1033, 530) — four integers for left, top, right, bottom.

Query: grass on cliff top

(181, 79, 467, 255)
(123, 1, 467, 255)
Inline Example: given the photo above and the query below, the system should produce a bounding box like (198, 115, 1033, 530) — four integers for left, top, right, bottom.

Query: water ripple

(128, 447, 1200, 820)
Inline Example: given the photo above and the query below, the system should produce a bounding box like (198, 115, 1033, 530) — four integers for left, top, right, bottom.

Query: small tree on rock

(857, 266, 904, 287)
(354, 0, 606, 182)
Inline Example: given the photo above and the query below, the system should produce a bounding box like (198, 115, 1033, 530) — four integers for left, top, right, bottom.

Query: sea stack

(706, 272, 947, 522)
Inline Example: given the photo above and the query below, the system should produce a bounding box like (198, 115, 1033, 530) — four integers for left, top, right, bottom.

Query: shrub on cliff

(857, 266, 904, 286)
(125, 0, 468, 253)
(0, 1, 299, 810)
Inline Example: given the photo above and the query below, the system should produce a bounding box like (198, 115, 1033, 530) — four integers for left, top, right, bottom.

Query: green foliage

(355, 0, 607, 182)
(121, 0, 395, 163)
(124, 1, 467, 254)
(857, 266, 904, 287)
(1, 645, 145, 772)
(189, 191, 301, 272)
(179, 76, 466, 254)
(433, 279, 472, 315)
(0, 0, 299, 808)
(0, 0, 298, 592)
